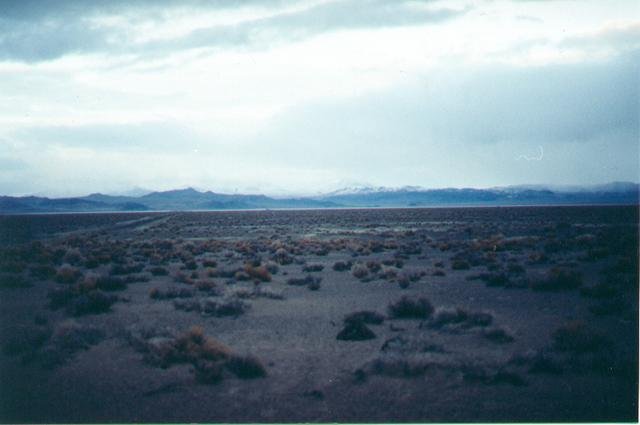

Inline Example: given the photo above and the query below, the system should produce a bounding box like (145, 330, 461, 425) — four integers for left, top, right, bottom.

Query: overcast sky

(1, 0, 638, 197)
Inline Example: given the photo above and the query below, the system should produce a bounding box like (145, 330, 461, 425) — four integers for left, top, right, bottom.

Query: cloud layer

(0, 0, 638, 196)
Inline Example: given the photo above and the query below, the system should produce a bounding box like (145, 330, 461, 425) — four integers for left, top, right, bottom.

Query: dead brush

(243, 264, 272, 282)
(145, 326, 266, 383)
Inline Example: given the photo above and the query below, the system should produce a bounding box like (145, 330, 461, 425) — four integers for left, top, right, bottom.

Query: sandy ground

(0, 206, 637, 423)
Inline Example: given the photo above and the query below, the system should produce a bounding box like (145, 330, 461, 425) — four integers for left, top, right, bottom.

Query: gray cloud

(11, 122, 206, 152)
(0, 0, 466, 62)
(253, 50, 639, 183)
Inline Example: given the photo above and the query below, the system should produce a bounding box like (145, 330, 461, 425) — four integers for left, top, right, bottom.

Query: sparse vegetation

(388, 296, 434, 319)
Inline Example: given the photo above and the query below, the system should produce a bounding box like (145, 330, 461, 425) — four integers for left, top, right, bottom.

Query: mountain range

(1, 183, 638, 213)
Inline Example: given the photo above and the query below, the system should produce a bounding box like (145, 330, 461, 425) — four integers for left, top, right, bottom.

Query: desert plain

(0, 206, 637, 423)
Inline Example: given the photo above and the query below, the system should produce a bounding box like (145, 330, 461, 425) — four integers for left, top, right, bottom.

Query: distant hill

(0, 183, 637, 213)
(314, 184, 640, 207)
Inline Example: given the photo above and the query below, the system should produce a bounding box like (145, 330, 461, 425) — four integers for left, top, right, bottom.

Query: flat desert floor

(0, 206, 637, 423)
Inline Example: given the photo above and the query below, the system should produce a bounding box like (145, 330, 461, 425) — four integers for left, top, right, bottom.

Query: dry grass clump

(147, 325, 231, 368)
(176, 296, 250, 317)
(144, 326, 266, 384)
(429, 307, 493, 330)
(54, 264, 82, 284)
(230, 286, 285, 300)
(388, 296, 434, 319)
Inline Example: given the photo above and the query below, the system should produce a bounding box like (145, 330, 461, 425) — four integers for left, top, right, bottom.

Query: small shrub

(366, 261, 381, 273)
(67, 291, 118, 316)
(302, 263, 324, 272)
(234, 271, 251, 281)
(351, 264, 369, 279)
(149, 266, 169, 276)
(388, 296, 434, 319)
(182, 260, 198, 270)
(344, 310, 385, 325)
(332, 260, 353, 271)
(286, 275, 321, 287)
(336, 321, 376, 341)
(380, 267, 399, 280)
(244, 264, 272, 282)
(173, 298, 201, 312)
(226, 355, 267, 379)
(451, 260, 471, 270)
(110, 262, 144, 275)
(195, 279, 219, 294)
(174, 271, 194, 285)
(264, 261, 279, 274)
(397, 275, 410, 289)
(194, 359, 225, 384)
(96, 275, 127, 291)
(273, 248, 293, 265)
(482, 327, 514, 344)
(308, 279, 321, 291)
